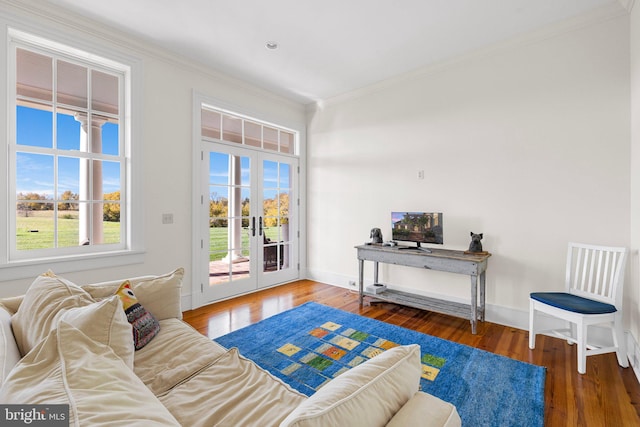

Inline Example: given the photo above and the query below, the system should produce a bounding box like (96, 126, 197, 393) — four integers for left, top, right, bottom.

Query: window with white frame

(7, 30, 133, 263)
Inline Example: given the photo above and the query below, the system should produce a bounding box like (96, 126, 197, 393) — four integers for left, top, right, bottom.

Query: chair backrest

(565, 242, 628, 309)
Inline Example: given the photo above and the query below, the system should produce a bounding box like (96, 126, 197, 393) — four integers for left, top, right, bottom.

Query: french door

(195, 142, 298, 305)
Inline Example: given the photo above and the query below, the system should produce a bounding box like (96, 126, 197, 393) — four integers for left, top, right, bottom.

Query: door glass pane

(209, 152, 251, 285)
(263, 159, 293, 273)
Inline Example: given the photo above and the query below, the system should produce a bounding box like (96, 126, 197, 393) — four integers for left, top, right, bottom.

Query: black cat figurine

(468, 232, 483, 252)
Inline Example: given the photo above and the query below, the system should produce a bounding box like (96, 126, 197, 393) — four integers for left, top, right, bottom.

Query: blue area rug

(214, 302, 545, 427)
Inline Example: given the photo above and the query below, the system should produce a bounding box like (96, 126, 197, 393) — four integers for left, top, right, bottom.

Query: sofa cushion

(57, 295, 135, 369)
(116, 281, 160, 350)
(11, 271, 95, 356)
(0, 305, 21, 385)
(82, 268, 184, 320)
(133, 318, 227, 395)
(158, 347, 306, 427)
(386, 391, 461, 427)
(0, 321, 180, 426)
(279, 344, 422, 427)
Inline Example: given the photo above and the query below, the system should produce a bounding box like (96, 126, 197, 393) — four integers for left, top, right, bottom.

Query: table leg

(358, 259, 364, 307)
(373, 261, 379, 284)
(479, 271, 486, 322)
(470, 274, 478, 334)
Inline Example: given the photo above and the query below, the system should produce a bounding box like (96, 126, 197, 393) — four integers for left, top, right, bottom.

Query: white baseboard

(627, 332, 640, 383)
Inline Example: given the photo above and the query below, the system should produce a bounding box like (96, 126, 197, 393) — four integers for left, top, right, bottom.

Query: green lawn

(16, 213, 277, 257)
(16, 214, 120, 250)
(209, 226, 279, 261)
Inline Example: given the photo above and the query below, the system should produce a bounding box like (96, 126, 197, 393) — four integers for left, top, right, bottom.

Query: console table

(355, 244, 491, 334)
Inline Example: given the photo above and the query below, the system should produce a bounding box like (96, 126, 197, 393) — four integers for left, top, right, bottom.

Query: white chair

(529, 242, 629, 374)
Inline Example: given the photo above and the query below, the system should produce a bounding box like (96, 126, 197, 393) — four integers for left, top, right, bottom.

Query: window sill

(0, 250, 145, 281)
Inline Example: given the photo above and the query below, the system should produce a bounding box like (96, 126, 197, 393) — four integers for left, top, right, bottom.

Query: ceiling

(43, 0, 623, 104)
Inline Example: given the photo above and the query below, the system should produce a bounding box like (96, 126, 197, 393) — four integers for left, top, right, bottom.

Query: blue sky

(16, 105, 120, 198)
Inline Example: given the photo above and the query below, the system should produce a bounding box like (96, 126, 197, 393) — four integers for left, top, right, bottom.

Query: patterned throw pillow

(116, 281, 160, 350)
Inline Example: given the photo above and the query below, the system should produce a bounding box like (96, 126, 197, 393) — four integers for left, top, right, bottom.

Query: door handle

(250, 216, 256, 236)
(259, 216, 263, 236)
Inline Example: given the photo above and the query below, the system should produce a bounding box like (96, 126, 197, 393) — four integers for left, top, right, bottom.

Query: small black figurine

(468, 232, 483, 252)
(370, 228, 383, 244)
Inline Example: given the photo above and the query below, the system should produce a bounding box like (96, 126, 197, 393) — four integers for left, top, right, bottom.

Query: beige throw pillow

(280, 344, 422, 427)
(57, 296, 135, 369)
(0, 321, 181, 426)
(82, 268, 184, 320)
(11, 272, 94, 356)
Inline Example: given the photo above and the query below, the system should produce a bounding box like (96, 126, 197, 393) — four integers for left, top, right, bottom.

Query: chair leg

(577, 322, 587, 374)
(568, 322, 576, 345)
(528, 300, 536, 350)
(613, 313, 629, 368)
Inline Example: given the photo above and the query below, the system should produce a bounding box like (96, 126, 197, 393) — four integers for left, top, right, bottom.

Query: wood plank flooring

(182, 280, 640, 427)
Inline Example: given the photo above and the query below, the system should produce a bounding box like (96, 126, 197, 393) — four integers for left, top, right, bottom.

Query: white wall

(0, 4, 306, 300)
(307, 13, 631, 330)
(629, 1, 640, 373)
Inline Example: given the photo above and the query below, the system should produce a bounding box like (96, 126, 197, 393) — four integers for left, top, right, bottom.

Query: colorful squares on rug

(277, 343, 301, 357)
(342, 327, 370, 341)
(269, 319, 446, 393)
(329, 335, 360, 351)
(281, 361, 330, 390)
(309, 327, 330, 338)
(362, 346, 384, 358)
(320, 321, 341, 331)
(422, 353, 446, 368)
(301, 352, 333, 371)
(422, 364, 440, 381)
(316, 343, 347, 360)
(373, 338, 399, 350)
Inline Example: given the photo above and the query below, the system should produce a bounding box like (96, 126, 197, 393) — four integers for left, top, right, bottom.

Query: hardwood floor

(183, 280, 640, 427)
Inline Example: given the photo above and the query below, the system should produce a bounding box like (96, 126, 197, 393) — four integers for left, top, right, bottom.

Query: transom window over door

(6, 29, 135, 266)
(201, 108, 296, 154)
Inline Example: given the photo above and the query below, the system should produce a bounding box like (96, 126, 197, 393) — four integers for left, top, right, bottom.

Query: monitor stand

(398, 242, 432, 253)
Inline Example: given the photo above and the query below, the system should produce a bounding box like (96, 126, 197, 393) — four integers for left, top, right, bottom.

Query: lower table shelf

(362, 288, 484, 322)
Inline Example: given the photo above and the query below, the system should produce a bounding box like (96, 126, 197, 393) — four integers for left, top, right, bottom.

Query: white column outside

(75, 113, 106, 245)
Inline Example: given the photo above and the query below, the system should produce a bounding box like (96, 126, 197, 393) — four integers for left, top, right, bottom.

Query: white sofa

(0, 268, 461, 426)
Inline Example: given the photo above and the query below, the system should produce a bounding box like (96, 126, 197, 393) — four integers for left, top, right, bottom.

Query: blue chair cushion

(530, 292, 616, 314)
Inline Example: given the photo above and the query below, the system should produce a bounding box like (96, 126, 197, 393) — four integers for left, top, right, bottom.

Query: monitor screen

(391, 212, 443, 246)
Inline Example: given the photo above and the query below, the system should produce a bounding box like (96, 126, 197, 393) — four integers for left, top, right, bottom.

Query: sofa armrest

(385, 392, 461, 427)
